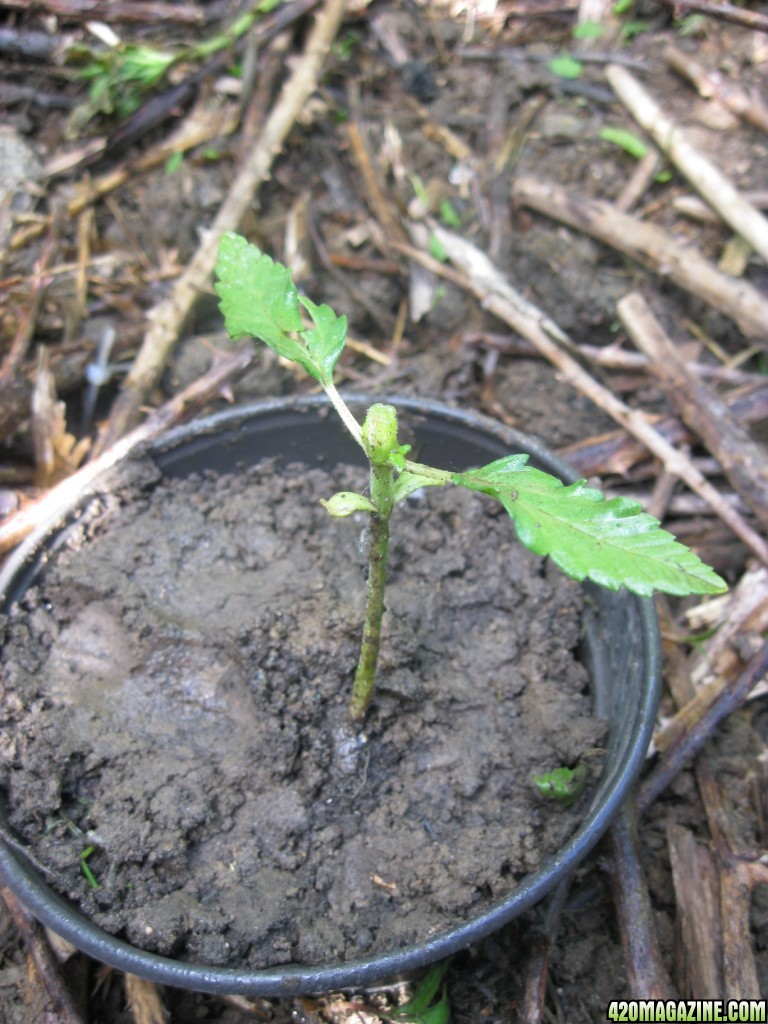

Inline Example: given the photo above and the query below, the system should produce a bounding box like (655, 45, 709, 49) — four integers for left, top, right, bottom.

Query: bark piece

(667, 822, 723, 998)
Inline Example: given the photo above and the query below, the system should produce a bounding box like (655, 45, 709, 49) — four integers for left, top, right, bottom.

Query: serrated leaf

(297, 294, 348, 385)
(214, 233, 346, 386)
(454, 456, 728, 597)
(320, 491, 377, 517)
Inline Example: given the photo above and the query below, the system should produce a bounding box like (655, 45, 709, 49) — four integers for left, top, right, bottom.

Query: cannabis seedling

(214, 233, 727, 725)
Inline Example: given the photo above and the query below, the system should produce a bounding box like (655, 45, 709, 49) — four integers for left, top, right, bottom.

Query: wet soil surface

(0, 457, 602, 969)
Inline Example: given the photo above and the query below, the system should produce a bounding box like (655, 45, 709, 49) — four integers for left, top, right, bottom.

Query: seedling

(533, 750, 604, 806)
(214, 233, 727, 725)
(388, 960, 452, 1024)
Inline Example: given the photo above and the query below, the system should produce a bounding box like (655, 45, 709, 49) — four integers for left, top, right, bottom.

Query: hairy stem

(324, 382, 364, 450)
(349, 512, 390, 723)
(349, 456, 394, 723)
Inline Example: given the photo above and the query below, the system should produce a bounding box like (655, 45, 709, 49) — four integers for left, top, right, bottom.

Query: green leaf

(439, 199, 462, 228)
(573, 20, 605, 40)
(215, 233, 347, 386)
(533, 764, 588, 805)
(621, 19, 651, 39)
(320, 491, 377, 517)
(600, 126, 648, 160)
(297, 293, 348, 385)
(390, 961, 451, 1023)
(454, 456, 728, 597)
(548, 55, 583, 80)
(428, 234, 447, 262)
(164, 151, 183, 175)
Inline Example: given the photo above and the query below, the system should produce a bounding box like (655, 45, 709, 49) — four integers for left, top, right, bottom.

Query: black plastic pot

(0, 395, 661, 997)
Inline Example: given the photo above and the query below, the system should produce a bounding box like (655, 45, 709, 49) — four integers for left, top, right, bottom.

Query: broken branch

(606, 64, 768, 265)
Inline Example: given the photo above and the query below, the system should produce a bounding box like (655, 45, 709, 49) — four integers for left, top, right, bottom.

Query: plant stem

(403, 458, 454, 486)
(324, 382, 364, 450)
(349, 460, 393, 723)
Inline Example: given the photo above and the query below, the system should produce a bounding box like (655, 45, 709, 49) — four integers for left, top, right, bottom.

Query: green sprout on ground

(533, 750, 604, 806)
(214, 233, 727, 726)
(388, 960, 452, 1024)
(67, 2, 276, 129)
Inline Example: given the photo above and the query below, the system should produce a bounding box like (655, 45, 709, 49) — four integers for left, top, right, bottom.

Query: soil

(0, 455, 602, 969)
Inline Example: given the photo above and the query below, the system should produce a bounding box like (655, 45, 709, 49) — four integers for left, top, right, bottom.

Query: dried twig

(651, 593, 768, 999)
(0, 215, 62, 392)
(520, 878, 571, 1024)
(654, 567, 768, 757)
(31, 347, 91, 487)
(125, 974, 166, 1024)
(607, 802, 675, 1000)
(92, 0, 346, 454)
(398, 227, 768, 564)
(1, 886, 85, 1024)
(615, 149, 663, 213)
(512, 176, 768, 342)
(664, 45, 768, 136)
(673, 192, 768, 224)
(648, 0, 768, 35)
(0, 0, 208, 24)
(559, 380, 768, 477)
(606, 64, 768, 265)
(0, 345, 254, 556)
(637, 642, 768, 814)
(667, 821, 722, 997)
(16, 100, 240, 248)
(618, 293, 768, 531)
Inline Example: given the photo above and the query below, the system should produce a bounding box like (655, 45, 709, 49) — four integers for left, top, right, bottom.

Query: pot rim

(0, 394, 662, 996)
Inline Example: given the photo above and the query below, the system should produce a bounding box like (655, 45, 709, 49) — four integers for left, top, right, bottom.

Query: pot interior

(0, 395, 660, 995)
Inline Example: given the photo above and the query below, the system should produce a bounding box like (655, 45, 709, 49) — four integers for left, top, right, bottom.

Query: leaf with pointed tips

(215, 233, 347, 386)
(455, 455, 728, 597)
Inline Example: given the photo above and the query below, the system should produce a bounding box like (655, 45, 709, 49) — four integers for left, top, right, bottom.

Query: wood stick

(667, 822, 723, 997)
(648, 0, 768, 35)
(637, 642, 768, 814)
(93, 0, 347, 454)
(695, 764, 765, 999)
(664, 45, 768, 136)
(653, 567, 768, 759)
(0, 0, 207, 24)
(0, 215, 62, 392)
(606, 64, 768, 265)
(401, 226, 768, 564)
(1, 887, 85, 1024)
(512, 176, 768, 342)
(125, 974, 166, 1024)
(618, 292, 768, 531)
(0, 345, 254, 556)
(673, 192, 768, 224)
(520, 878, 571, 1024)
(607, 802, 675, 999)
(559, 380, 768, 478)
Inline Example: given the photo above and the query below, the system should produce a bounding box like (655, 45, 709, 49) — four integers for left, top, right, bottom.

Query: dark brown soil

(0, 455, 602, 969)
